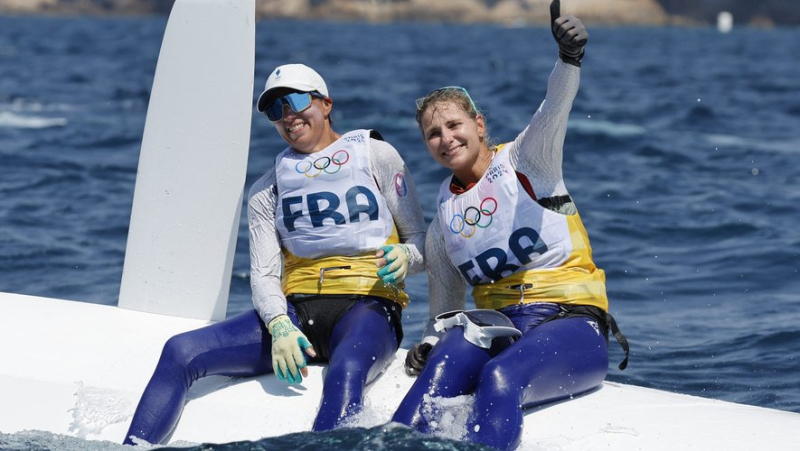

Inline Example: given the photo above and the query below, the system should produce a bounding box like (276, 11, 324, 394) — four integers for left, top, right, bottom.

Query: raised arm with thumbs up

(550, 0, 589, 67)
(392, 1, 626, 449)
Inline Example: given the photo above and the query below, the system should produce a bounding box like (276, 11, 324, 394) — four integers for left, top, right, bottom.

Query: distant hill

(0, 0, 171, 15)
(255, 0, 669, 25)
(0, 0, 796, 26)
(657, 0, 796, 27)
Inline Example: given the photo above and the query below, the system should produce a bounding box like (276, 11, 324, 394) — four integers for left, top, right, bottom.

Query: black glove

(550, 0, 588, 67)
(404, 342, 433, 376)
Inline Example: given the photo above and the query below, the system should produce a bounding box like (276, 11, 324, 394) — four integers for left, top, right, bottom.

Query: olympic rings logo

(449, 197, 498, 238)
(295, 150, 350, 178)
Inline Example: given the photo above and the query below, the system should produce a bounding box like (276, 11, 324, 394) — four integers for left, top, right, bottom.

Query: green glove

(376, 244, 410, 285)
(267, 314, 315, 384)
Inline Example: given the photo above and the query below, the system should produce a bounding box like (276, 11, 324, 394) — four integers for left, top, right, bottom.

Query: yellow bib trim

(281, 226, 409, 308)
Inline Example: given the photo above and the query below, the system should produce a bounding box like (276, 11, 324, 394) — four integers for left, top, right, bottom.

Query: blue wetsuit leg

(123, 308, 298, 445)
(391, 327, 500, 433)
(468, 316, 608, 450)
(312, 297, 400, 431)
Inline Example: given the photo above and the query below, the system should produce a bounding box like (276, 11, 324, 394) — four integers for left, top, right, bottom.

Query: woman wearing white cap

(123, 63, 426, 445)
(391, 2, 627, 450)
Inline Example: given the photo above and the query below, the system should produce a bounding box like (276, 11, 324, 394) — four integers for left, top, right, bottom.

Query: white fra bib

(275, 130, 393, 259)
(437, 148, 573, 285)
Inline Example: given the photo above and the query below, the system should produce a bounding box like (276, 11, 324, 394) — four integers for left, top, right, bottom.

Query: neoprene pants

(123, 298, 398, 445)
(392, 304, 608, 451)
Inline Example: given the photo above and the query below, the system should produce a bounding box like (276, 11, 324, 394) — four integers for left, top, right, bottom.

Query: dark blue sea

(2, 13, 800, 450)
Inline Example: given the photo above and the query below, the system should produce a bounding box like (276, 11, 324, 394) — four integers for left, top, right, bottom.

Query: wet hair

(414, 87, 492, 145)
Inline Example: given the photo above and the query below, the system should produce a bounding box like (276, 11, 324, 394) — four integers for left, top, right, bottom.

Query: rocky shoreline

(256, 0, 670, 26)
(0, 0, 787, 27)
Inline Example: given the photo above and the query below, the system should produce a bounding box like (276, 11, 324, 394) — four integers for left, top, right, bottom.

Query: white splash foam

(68, 382, 133, 439)
(420, 393, 475, 442)
(340, 392, 475, 442)
(339, 396, 394, 429)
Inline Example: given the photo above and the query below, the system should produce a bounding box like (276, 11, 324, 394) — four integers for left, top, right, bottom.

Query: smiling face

(418, 100, 492, 185)
(268, 89, 337, 154)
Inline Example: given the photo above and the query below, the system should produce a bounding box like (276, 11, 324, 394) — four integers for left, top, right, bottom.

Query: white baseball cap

(256, 64, 329, 113)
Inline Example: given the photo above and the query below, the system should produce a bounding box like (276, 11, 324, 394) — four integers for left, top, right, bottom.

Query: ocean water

(2, 13, 800, 450)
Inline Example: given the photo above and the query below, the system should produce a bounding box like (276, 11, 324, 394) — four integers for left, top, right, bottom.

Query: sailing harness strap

(543, 304, 630, 370)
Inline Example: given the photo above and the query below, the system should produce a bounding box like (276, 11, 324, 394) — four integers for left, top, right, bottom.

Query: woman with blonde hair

(392, 2, 627, 449)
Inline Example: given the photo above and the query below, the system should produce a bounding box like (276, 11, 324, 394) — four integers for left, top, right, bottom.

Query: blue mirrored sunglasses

(263, 91, 325, 122)
(415, 86, 478, 113)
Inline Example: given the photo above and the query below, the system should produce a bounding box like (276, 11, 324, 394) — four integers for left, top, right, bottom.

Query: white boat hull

(2, 292, 799, 449)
